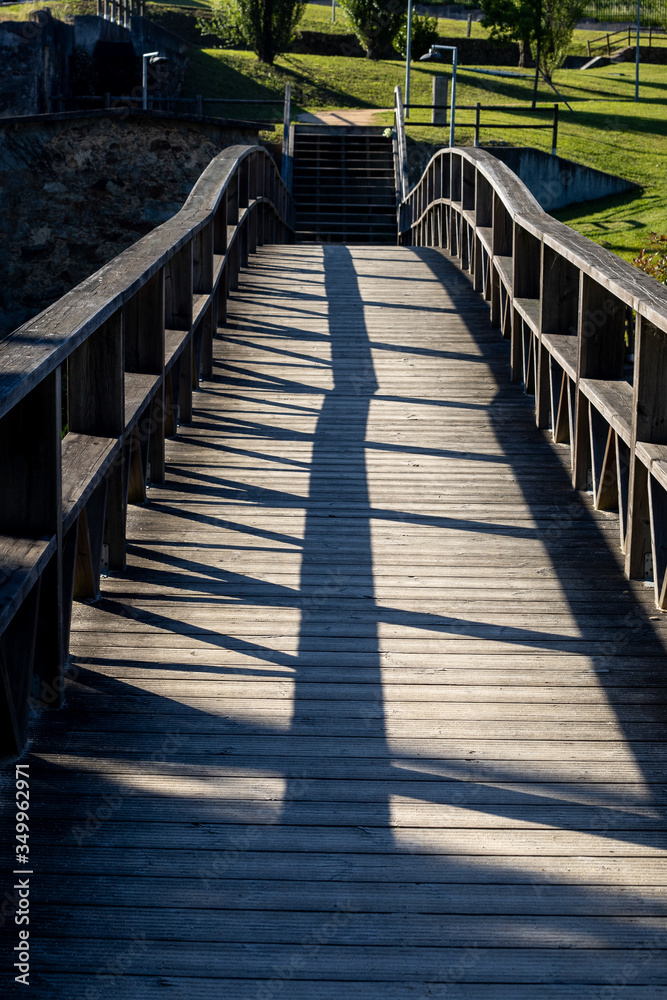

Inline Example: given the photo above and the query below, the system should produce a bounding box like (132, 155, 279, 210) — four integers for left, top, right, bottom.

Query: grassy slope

(185, 44, 667, 261)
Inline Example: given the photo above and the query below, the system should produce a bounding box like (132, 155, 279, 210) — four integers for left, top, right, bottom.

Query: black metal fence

(583, 0, 667, 25)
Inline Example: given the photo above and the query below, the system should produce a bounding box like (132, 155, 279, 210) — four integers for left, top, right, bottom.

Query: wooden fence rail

(0, 144, 293, 757)
(399, 145, 667, 611)
(587, 24, 667, 57)
(403, 102, 559, 154)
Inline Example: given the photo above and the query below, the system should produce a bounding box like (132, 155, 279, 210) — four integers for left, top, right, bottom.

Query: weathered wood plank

(4, 244, 666, 998)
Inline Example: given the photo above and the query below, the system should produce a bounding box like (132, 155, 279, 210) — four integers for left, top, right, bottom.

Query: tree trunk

(261, 0, 275, 64)
(518, 37, 532, 67)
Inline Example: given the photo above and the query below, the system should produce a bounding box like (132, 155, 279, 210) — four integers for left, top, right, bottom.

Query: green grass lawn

(2, 0, 665, 262)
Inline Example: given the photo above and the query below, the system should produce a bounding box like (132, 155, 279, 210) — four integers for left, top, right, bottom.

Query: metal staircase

(291, 125, 398, 243)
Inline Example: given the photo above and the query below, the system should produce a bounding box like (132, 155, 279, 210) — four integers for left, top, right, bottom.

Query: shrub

(394, 11, 438, 60)
(633, 232, 667, 284)
(337, 0, 407, 60)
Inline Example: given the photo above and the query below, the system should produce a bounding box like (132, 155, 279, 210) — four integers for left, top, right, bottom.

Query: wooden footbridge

(2, 134, 667, 997)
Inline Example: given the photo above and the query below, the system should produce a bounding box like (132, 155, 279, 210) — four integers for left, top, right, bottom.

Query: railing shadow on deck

(4, 243, 667, 995)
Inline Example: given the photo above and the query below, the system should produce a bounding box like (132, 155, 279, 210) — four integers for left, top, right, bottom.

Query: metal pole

(635, 0, 640, 101)
(449, 47, 457, 148)
(405, 0, 413, 119)
(532, 0, 542, 109)
(332, 0, 335, 23)
(142, 51, 158, 110)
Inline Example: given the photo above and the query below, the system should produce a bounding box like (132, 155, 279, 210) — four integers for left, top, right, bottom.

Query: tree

(480, 0, 585, 77)
(205, 0, 306, 64)
(541, 0, 586, 79)
(480, 0, 538, 67)
(337, 0, 407, 60)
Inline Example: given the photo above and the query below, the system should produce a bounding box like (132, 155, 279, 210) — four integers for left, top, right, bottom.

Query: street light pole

(142, 51, 159, 110)
(405, 0, 413, 119)
(635, 0, 641, 101)
(419, 45, 459, 148)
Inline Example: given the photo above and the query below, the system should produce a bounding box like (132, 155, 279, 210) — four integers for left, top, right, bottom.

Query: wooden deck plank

(2, 245, 667, 995)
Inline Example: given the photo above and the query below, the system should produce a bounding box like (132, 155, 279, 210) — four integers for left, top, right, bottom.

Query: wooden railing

(0, 144, 293, 757)
(587, 25, 666, 57)
(399, 146, 667, 610)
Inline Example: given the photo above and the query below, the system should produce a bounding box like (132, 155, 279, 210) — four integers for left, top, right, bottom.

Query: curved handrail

(399, 145, 667, 609)
(0, 144, 293, 419)
(0, 142, 293, 755)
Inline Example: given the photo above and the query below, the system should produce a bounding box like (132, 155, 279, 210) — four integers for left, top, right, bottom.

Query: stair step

(292, 125, 397, 243)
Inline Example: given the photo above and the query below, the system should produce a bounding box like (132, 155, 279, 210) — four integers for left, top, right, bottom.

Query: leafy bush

(633, 232, 667, 284)
(198, 0, 250, 49)
(394, 11, 438, 60)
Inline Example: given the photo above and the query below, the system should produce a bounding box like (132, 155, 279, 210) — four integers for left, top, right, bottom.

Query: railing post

(572, 276, 626, 492)
(626, 316, 667, 583)
(394, 85, 409, 202)
(474, 103, 480, 147)
(0, 370, 63, 744)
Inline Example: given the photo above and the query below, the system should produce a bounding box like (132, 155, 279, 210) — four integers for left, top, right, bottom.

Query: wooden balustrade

(399, 146, 667, 610)
(0, 144, 294, 757)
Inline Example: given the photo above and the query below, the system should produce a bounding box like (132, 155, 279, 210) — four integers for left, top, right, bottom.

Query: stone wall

(0, 111, 268, 339)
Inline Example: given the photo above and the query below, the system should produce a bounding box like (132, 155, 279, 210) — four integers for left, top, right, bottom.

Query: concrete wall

(482, 146, 638, 211)
(0, 9, 190, 117)
(0, 10, 72, 116)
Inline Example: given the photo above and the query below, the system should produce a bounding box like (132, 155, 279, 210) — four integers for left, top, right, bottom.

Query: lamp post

(419, 45, 458, 149)
(405, 0, 414, 118)
(635, 0, 641, 101)
(142, 51, 169, 110)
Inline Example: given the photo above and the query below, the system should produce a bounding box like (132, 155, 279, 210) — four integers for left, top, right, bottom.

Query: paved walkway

(296, 109, 391, 126)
